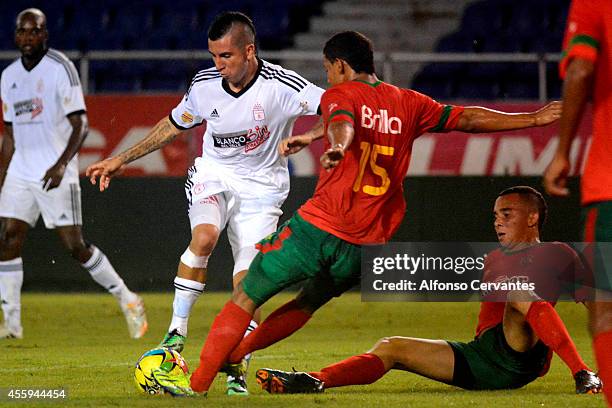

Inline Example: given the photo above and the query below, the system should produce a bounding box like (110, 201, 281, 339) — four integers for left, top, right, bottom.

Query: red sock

(526, 302, 589, 375)
(189, 301, 252, 393)
(228, 299, 311, 363)
(309, 353, 387, 388)
(594, 331, 612, 406)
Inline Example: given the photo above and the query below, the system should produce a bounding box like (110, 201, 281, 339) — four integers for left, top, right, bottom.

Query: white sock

(169, 276, 205, 336)
(243, 320, 258, 363)
(82, 245, 137, 304)
(228, 319, 259, 382)
(0, 258, 23, 332)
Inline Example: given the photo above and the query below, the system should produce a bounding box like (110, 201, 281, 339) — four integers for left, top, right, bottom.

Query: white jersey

(1, 49, 86, 183)
(170, 58, 324, 191)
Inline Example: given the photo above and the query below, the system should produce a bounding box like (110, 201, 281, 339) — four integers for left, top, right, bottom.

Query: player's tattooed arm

(455, 101, 562, 133)
(116, 117, 182, 164)
(279, 117, 324, 156)
(86, 116, 182, 191)
(0, 122, 15, 192)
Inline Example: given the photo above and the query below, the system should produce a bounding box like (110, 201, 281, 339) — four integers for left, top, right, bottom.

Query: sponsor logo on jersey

(210, 109, 219, 118)
(328, 103, 338, 113)
(14, 98, 43, 119)
(211, 125, 270, 152)
(245, 125, 270, 152)
(10, 83, 17, 90)
(181, 111, 194, 123)
(361, 105, 402, 134)
(252, 103, 265, 121)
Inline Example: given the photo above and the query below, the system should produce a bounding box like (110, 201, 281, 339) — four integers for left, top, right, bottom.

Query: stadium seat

(421, 0, 570, 100)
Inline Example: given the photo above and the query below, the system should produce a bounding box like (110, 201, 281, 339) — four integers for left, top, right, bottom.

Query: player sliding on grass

(151, 31, 564, 396)
(256, 186, 602, 395)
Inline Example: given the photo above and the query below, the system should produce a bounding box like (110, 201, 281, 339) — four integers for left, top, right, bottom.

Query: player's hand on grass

(279, 134, 313, 156)
(534, 101, 562, 126)
(41, 162, 66, 191)
(86, 157, 126, 192)
(543, 154, 570, 197)
(320, 144, 345, 170)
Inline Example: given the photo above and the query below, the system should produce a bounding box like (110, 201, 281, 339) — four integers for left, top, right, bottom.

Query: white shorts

(0, 174, 82, 228)
(185, 162, 285, 275)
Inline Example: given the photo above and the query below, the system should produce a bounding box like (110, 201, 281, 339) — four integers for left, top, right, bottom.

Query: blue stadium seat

(421, 0, 570, 100)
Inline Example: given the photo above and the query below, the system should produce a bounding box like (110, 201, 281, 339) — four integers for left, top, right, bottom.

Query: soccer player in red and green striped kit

(152, 30, 564, 396)
(544, 0, 612, 405)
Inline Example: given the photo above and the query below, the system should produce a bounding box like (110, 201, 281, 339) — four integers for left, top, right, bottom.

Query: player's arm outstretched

(278, 117, 324, 156)
(86, 116, 182, 191)
(543, 59, 594, 197)
(455, 101, 562, 133)
(0, 122, 15, 193)
(320, 121, 354, 170)
(41, 112, 88, 191)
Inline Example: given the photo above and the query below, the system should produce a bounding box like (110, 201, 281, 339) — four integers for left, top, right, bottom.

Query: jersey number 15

(353, 142, 395, 196)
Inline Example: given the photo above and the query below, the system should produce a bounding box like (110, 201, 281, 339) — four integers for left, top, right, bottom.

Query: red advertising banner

(1, 96, 593, 177)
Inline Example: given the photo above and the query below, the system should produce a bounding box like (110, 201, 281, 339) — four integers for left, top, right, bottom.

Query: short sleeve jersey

(1, 49, 86, 183)
(298, 80, 464, 245)
(476, 242, 586, 337)
(560, 0, 612, 204)
(170, 59, 324, 190)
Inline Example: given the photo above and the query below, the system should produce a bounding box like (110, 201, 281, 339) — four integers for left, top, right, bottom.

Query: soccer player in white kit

(86, 11, 324, 395)
(0, 9, 147, 340)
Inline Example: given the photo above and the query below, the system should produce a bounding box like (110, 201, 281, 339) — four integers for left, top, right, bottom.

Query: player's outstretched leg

(257, 336, 454, 394)
(0, 219, 29, 339)
(57, 226, 147, 339)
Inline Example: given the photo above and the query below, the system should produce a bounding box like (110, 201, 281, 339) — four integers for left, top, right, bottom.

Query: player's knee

(231, 283, 258, 314)
(0, 226, 26, 255)
(371, 336, 396, 357)
(190, 225, 219, 256)
(65, 241, 89, 262)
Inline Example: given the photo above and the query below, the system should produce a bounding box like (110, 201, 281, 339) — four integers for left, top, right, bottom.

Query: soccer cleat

(0, 324, 23, 339)
(151, 367, 196, 397)
(574, 369, 603, 394)
(121, 295, 148, 339)
(224, 355, 250, 395)
(226, 375, 249, 396)
(221, 359, 248, 379)
(256, 368, 324, 394)
(159, 329, 186, 352)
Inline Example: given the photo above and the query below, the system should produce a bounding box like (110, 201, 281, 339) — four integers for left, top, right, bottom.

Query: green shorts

(447, 324, 549, 390)
(582, 202, 612, 293)
(241, 213, 361, 306)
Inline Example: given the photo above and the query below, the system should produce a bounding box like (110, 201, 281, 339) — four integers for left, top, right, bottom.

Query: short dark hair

(498, 186, 548, 230)
(323, 31, 375, 74)
(208, 11, 256, 47)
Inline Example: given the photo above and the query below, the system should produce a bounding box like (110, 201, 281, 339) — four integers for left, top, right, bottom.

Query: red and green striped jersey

(298, 80, 463, 245)
(561, 0, 612, 205)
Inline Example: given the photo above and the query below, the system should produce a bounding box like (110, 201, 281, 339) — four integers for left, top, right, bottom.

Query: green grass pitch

(0, 292, 605, 407)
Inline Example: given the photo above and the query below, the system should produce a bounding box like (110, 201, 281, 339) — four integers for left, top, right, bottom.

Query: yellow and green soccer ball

(134, 348, 189, 395)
